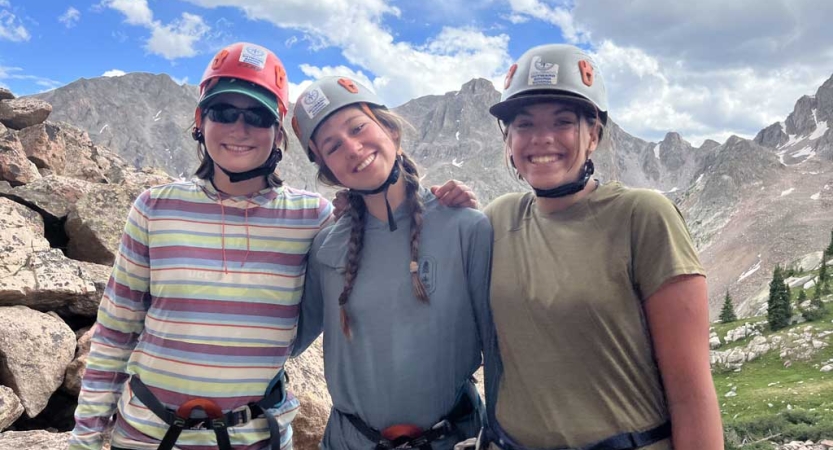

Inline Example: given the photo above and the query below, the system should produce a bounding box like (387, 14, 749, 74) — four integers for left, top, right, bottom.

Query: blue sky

(1, 0, 832, 145)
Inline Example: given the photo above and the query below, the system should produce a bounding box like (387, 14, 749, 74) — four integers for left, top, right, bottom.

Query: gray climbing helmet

(291, 76, 385, 162)
(489, 44, 608, 125)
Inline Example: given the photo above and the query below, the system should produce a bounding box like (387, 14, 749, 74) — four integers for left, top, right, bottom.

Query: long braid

(337, 191, 367, 338)
(400, 154, 429, 303)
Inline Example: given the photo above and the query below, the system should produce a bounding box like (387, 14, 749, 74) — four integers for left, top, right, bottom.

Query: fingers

(332, 189, 350, 220)
(432, 180, 479, 209)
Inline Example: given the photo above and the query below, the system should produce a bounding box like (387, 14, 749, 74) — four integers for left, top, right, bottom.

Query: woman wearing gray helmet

(289, 76, 495, 450)
(480, 44, 723, 449)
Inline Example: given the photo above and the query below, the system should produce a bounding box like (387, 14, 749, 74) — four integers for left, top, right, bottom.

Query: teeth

(224, 144, 251, 152)
(356, 153, 376, 171)
(529, 155, 560, 164)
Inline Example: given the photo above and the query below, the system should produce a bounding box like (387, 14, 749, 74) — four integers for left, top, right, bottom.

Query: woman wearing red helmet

(69, 43, 332, 450)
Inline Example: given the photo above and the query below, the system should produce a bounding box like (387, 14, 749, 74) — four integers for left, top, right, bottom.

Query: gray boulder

(0, 306, 75, 417)
(0, 431, 71, 450)
(0, 130, 40, 186)
(0, 98, 52, 130)
(0, 386, 24, 431)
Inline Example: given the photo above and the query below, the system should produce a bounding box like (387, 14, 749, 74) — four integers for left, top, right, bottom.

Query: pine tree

(720, 290, 737, 323)
(808, 283, 827, 320)
(768, 265, 792, 331)
(820, 258, 831, 296)
(798, 289, 808, 304)
(826, 228, 833, 258)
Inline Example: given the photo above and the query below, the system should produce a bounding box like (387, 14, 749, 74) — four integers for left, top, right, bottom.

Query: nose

(531, 129, 554, 146)
(342, 136, 363, 159)
(227, 113, 249, 134)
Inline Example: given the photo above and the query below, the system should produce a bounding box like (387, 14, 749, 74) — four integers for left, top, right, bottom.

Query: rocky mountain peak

(458, 78, 496, 95)
(700, 139, 721, 151)
(785, 95, 818, 137)
(816, 75, 833, 123)
(661, 131, 685, 147)
(754, 122, 787, 149)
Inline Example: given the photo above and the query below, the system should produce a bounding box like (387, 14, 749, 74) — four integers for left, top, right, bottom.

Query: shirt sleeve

(464, 214, 494, 356)
(292, 230, 327, 357)
(630, 190, 705, 301)
(69, 190, 153, 450)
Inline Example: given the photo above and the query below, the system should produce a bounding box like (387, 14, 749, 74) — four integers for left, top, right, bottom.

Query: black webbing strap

(342, 383, 477, 450)
(482, 421, 671, 450)
(130, 375, 287, 450)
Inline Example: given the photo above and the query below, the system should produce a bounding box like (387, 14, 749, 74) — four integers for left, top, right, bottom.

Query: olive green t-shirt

(483, 182, 705, 449)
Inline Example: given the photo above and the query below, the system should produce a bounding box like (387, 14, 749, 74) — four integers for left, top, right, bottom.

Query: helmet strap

(533, 159, 595, 198)
(202, 141, 283, 183)
(349, 158, 401, 232)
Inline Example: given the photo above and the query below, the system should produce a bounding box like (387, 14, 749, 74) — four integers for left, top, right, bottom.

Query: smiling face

(311, 105, 400, 190)
(506, 101, 599, 190)
(202, 92, 281, 175)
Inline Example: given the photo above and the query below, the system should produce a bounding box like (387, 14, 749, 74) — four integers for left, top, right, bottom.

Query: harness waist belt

(484, 421, 671, 450)
(342, 382, 479, 450)
(129, 372, 287, 450)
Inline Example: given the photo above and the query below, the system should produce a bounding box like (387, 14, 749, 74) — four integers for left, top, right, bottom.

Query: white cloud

(103, 0, 152, 25)
(0, 4, 30, 42)
(181, 0, 510, 106)
(102, 69, 126, 77)
(0, 65, 63, 92)
(58, 7, 81, 28)
(104, 1, 210, 60)
(506, 0, 584, 42)
(171, 75, 189, 85)
(591, 40, 829, 145)
(145, 13, 209, 59)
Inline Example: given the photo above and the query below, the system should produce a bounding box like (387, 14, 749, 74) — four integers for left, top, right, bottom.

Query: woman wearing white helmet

(481, 44, 723, 449)
(69, 42, 333, 450)
(290, 76, 495, 450)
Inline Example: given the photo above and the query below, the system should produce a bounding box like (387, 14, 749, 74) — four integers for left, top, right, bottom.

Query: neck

(535, 178, 597, 214)
(361, 176, 407, 223)
(210, 165, 268, 196)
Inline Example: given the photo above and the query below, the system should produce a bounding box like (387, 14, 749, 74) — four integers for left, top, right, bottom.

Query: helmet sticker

(338, 78, 359, 93)
(528, 55, 558, 86)
(578, 60, 594, 87)
(211, 49, 229, 70)
(301, 86, 331, 120)
(504, 63, 517, 90)
(239, 44, 267, 70)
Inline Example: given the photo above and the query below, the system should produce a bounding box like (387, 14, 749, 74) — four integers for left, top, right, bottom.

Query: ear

(274, 124, 285, 148)
(585, 120, 600, 156)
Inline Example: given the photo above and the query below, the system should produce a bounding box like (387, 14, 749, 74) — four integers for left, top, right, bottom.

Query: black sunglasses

(204, 103, 277, 128)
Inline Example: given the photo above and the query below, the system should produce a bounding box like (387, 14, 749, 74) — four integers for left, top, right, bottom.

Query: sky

(0, 0, 831, 146)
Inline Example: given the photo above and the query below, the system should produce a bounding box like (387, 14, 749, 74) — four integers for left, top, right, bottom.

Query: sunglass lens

(206, 104, 275, 128)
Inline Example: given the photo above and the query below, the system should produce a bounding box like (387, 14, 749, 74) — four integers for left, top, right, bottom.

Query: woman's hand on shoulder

(431, 179, 479, 209)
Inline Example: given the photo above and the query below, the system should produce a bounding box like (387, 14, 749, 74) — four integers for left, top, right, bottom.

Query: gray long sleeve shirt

(293, 188, 494, 450)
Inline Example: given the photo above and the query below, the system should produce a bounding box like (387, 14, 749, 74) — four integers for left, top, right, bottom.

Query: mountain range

(31, 72, 833, 317)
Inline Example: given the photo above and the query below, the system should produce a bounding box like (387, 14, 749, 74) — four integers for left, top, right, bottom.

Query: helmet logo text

(528, 56, 559, 86)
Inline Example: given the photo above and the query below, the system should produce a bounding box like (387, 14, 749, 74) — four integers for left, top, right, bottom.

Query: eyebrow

(316, 112, 366, 148)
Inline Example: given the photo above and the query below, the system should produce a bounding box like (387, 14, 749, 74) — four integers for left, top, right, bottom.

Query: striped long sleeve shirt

(69, 179, 332, 450)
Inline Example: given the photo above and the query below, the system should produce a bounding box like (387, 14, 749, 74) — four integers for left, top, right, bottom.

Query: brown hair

(193, 114, 287, 187)
(314, 106, 428, 337)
